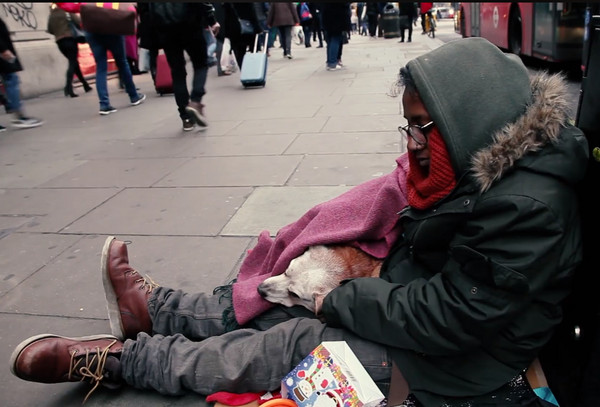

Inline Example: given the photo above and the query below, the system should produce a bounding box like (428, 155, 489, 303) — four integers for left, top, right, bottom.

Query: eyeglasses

(398, 121, 435, 146)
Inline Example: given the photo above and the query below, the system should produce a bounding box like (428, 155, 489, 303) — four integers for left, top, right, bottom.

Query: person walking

(310, 2, 323, 47)
(226, 3, 263, 70)
(398, 2, 417, 43)
(321, 2, 351, 71)
(297, 2, 313, 48)
(0, 17, 43, 130)
(365, 2, 380, 38)
(56, 3, 145, 115)
(419, 2, 433, 34)
(138, 3, 219, 131)
(46, 3, 93, 98)
(266, 2, 299, 59)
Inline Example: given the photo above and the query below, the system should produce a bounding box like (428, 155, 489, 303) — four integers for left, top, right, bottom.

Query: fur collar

(470, 72, 570, 192)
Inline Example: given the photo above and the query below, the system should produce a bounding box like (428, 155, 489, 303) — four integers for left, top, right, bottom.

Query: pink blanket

(232, 153, 410, 325)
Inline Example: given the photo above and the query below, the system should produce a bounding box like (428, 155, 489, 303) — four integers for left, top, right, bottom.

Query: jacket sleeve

(320, 193, 575, 355)
(199, 2, 217, 27)
(290, 3, 300, 24)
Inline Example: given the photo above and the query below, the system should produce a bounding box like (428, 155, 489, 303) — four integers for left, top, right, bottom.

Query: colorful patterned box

(281, 341, 385, 407)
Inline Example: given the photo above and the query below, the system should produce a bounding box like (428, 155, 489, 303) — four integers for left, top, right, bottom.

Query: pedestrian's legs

(421, 13, 426, 33)
(368, 14, 378, 37)
(1, 71, 22, 114)
(268, 27, 277, 49)
(163, 45, 189, 120)
(325, 33, 341, 68)
(284, 25, 293, 56)
(303, 24, 311, 47)
(86, 33, 111, 109)
(185, 39, 209, 106)
(56, 37, 82, 95)
(107, 34, 140, 102)
(121, 312, 392, 396)
(407, 22, 413, 42)
(277, 26, 286, 56)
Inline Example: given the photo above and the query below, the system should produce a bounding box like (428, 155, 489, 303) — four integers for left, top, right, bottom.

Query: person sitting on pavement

(0, 17, 44, 130)
(9, 37, 587, 406)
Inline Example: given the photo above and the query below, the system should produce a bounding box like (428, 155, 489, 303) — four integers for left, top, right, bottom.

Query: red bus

(456, 2, 587, 63)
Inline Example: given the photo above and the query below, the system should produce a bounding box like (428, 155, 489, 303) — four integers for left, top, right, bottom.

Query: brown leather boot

(10, 334, 123, 403)
(101, 236, 159, 341)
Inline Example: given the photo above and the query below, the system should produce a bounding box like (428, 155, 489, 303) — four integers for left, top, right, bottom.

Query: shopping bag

(138, 47, 150, 72)
(281, 341, 385, 407)
(80, 2, 136, 36)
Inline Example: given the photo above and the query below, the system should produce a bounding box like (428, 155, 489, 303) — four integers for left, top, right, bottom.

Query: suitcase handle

(254, 31, 268, 54)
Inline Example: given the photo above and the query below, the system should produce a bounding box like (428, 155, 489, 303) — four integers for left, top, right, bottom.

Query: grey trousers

(120, 286, 393, 396)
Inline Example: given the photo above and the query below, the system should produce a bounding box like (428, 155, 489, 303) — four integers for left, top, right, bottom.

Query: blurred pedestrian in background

(267, 2, 299, 59)
(57, 3, 145, 115)
(321, 2, 351, 71)
(365, 2, 380, 38)
(398, 2, 417, 43)
(297, 2, 313, 48)
(140, 2, 218, 131)
(310, 2, 323, 48)
(226, 3, 263, 69)
(420, 2, 433, 34)
(46, 3, 93, 98)
(0, 17, 44, 130)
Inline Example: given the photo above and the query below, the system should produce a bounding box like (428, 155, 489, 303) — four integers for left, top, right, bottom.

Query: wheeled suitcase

(155, 52, 173, 95)
(240, 33, 268, 88)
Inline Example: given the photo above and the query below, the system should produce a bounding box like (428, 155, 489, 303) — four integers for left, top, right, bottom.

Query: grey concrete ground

(0, 23, 453, 406)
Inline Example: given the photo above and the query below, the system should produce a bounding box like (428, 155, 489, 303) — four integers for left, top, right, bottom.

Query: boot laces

(126, 269, 160, 293)
(68, 339, 118, 404)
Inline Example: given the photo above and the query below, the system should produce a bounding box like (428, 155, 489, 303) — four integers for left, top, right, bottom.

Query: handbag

(79, 2, 136, 36)
(238, 18, 254, 35)
(66, 13, 86, 43)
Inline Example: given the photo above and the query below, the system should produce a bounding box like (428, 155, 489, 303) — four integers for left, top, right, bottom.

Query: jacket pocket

(451, 245, 529, 294)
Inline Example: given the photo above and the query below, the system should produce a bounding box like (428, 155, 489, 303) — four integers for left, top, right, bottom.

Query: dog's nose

(257, 284, 267, 298)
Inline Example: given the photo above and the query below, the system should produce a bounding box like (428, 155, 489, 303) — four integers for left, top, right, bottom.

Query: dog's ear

(314, 293, 325, 316)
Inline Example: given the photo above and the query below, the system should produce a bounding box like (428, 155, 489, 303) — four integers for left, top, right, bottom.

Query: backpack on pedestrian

(299, 3, 312, 22)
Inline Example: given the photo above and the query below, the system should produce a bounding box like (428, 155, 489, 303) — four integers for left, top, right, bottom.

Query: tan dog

(257, 245, 383, 313)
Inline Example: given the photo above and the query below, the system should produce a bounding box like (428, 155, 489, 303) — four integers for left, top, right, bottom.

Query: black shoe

(0, 124, 6, 132)
(130, 93, 146, 106)
(64, 87, 78, 98)
(99, 106, 117, 115)
(84, 85, 93, 93)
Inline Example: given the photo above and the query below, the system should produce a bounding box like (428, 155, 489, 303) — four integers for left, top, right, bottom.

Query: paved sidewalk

(0, 22, 453, 407)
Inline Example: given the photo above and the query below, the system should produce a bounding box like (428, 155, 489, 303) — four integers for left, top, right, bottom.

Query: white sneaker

(326, 64, 342, 71)
(12, 117, 44, 129)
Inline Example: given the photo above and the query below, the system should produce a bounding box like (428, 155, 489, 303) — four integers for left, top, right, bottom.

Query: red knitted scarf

(407, 127, 457, 209)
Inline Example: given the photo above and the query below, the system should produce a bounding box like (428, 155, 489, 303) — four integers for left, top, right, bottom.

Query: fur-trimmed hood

(470, 71, 583, 192)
